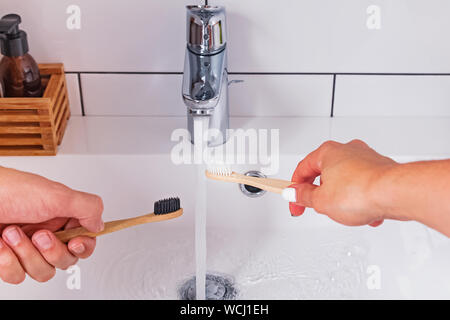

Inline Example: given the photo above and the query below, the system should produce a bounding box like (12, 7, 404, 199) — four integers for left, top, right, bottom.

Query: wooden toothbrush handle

(54, 209, 183, 243)
(235, 175, 292, 194)
(205, 170, 293, 194)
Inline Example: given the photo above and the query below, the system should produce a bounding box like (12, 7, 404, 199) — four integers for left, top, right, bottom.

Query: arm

(373, 160, 450, 236)
(286, 140, 450, 237)
(0, 167, 104, 284)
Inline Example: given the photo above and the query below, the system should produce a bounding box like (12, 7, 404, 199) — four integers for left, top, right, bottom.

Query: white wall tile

(3, 1, 449, 117)
(1, 0, 202, 72)
(214, 0, 450, 73)
(229, 74, 333, 116)
(2, 0, 450, 73)
(65, 73, 82, 115)
(81, 73, 333, 116)
(81, 74, 185, 116)
(334, 75, 450, 116)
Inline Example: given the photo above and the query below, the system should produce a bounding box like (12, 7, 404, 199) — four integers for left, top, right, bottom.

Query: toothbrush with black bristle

(54, 197, 183, 243)
(206, 166, 296, 202)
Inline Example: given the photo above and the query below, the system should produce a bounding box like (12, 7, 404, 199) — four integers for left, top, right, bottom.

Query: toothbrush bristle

(207, 166, 232, 176)
(154, 197, 181, 215)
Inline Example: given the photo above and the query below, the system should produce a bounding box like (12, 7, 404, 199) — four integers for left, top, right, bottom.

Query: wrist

(368, 162, 410, 221)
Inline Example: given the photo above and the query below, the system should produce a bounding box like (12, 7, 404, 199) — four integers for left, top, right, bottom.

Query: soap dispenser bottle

(0, 14, 42, 97)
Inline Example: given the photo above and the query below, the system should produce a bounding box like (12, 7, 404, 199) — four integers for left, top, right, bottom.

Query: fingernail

(33, 232, 53, 250)
(70, 243, 85, 254)
(282, 188, 297, 202)
(4, 227, 21, 246)
(98, 220, 105, 232)
(289, 203, 304, 217)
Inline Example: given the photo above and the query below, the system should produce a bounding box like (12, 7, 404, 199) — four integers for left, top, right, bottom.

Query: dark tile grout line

(230, 72, 450, 76)
(331, 73, 450, 76)
(66, 71, 183, 75)
(66, 70, 450, 117)
(65, 71, 450, 76)
(76, 73, 86, 116)
(330, 74, 337, 117)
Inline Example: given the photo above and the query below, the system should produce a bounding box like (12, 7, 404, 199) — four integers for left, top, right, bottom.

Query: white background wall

(1, 0, 450, 117)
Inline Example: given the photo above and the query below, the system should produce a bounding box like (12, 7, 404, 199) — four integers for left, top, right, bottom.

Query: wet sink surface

(0, 154, 448, 299)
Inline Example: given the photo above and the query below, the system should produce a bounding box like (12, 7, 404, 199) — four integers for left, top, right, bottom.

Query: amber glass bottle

(0, 54, 42, 97)
(0, 63, 5, 97)
(0, 14, 42, 98)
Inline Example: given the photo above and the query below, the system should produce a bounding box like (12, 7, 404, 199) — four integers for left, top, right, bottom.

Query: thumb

(282, 183, 319, 208)
(66, 191, 104, 232)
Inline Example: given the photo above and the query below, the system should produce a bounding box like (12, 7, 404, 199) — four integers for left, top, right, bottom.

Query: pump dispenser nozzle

(0, 13, 42, 97)
(0, 14, 29, 57)
(0, 14, 21, 34)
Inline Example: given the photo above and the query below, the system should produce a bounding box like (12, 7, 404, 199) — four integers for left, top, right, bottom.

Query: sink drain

(239, 170, 267, 198)
(178, 273, 238, 300)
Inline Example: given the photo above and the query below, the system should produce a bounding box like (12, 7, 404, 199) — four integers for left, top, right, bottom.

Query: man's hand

(0, 167, 104, 284)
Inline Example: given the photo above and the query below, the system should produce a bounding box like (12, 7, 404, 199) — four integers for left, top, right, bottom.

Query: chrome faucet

(182, 5, 229, 146)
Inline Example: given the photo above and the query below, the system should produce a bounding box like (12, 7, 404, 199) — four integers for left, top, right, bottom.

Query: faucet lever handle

(228, 79, 244, 86)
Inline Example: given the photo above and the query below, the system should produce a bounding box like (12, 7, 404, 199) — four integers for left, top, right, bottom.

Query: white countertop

(51, 115, 450, 158)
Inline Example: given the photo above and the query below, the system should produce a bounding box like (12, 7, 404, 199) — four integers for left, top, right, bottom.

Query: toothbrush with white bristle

(205, 166, 297, 202)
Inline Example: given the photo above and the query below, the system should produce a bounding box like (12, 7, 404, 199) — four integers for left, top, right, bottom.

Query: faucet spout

(182, 5, 229, 147)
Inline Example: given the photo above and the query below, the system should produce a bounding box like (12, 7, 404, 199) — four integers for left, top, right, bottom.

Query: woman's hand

(285, 139, 397, 226)
(285, 139, 450, 237)
(0, 167, 104, 284)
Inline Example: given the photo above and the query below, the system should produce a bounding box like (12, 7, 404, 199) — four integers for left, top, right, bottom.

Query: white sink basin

(0, 116, 448, 299)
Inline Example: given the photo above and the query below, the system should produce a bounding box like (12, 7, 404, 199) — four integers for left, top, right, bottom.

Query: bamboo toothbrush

(205, 167, 296, 201)
(54, 198, 183, 243)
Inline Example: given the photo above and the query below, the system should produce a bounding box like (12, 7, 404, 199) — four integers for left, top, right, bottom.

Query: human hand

(284, 140, 398, 227)
(0, 167, 104, 284)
